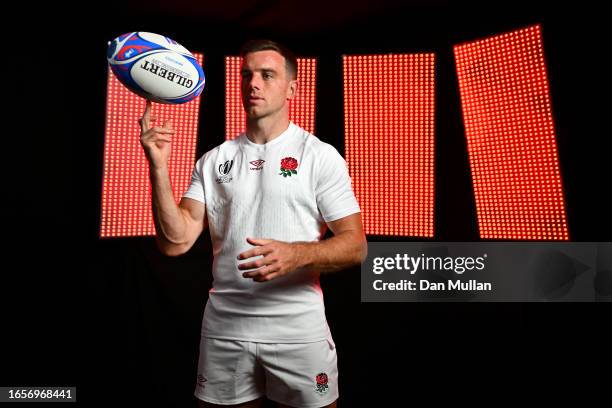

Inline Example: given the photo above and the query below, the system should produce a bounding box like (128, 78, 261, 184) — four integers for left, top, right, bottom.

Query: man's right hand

(139, 99, 176, 169)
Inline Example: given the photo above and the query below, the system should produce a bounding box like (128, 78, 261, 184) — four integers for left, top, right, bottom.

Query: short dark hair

(239, 39, 298, 80)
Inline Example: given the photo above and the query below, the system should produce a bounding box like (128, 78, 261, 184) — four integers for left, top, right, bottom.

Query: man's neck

(246, 113, 291, 145)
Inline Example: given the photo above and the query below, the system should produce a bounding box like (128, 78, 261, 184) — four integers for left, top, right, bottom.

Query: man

(139, 39, 367, 408)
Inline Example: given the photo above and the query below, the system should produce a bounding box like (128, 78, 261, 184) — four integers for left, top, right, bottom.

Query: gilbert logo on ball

(106, 32, 205, 104)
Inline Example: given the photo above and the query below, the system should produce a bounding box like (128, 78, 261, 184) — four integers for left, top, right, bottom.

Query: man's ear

(287, 79, 298, 100)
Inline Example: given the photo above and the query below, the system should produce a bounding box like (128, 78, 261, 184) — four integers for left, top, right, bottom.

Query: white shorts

(194, 335, 339, 408)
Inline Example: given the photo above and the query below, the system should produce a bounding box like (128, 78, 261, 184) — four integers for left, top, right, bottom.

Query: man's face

(240, 50, 296, 120)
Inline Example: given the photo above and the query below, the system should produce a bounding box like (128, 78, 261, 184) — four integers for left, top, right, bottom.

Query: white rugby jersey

(182, 121, 361, 343)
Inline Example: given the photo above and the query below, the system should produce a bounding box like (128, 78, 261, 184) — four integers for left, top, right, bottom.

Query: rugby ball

(107, 32, 205, 104)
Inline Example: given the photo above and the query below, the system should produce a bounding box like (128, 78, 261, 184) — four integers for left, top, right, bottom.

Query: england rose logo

(279, 157, 298, 177)
(314, 372, 329, 395)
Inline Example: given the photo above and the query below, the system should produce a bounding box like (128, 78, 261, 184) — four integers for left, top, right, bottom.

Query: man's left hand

(238, 237, 304, 282)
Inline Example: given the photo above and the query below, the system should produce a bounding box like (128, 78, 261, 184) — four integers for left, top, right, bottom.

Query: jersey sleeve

(315, 144, 361, 223)
(182, 156, 206, 204)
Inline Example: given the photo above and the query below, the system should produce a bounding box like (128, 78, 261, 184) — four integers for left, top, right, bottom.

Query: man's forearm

(294, 231, 367, 274)
(149, 166, 187, 245)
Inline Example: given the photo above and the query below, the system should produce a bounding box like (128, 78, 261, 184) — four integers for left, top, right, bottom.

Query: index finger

(140, 99, 152, 130)
(238, 245, 273, 261)
(144, 99, 152, 119)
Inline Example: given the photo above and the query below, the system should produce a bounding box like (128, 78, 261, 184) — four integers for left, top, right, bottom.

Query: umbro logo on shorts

(249, 159, 265, 170)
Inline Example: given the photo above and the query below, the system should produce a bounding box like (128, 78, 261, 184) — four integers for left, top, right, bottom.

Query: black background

(2, 1, 610, 406)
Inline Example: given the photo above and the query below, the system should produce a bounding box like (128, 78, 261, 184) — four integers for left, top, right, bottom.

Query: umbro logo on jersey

(216, 160, 233, 183)
(249, 159, 265, 170)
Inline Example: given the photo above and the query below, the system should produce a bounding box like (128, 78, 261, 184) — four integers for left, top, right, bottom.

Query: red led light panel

(454, 25, 569, 240)
(343, 54, 436, 237)
(100, 53, 204, 238)
(226, 56, 316, 139)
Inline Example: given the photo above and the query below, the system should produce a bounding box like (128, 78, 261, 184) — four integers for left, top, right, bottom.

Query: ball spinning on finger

(107, 32, 205, 104)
